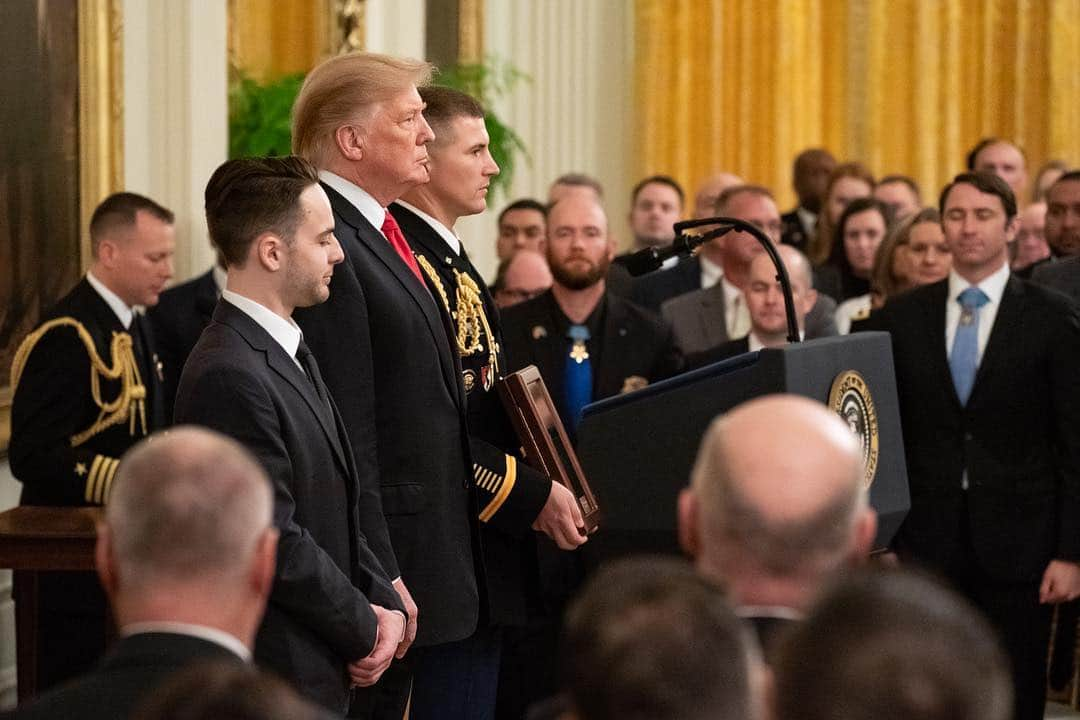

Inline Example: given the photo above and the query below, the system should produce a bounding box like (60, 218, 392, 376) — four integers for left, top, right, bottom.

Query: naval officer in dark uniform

(9, 191, 175, 690)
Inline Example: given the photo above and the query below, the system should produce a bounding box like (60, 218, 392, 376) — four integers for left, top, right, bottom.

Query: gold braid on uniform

(416, 254, 499, 374)
(10, 317, 148, 446)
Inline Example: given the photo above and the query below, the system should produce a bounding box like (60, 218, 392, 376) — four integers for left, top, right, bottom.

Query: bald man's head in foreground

(679, 395, 877, 610)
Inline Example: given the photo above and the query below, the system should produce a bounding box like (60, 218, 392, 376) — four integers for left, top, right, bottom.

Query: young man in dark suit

(13, 427, 280, 720)
(1032, 171, 1080, 300)
(873, 171, 1080, 720)
(288, 53, 583, 720)
(175, 156, 405, 715)
(9, 192, 175, 690)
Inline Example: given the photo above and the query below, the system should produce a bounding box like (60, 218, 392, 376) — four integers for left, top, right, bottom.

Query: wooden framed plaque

(497, 365, 600, 534)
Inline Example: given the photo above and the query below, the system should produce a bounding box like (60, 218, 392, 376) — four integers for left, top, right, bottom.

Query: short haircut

(1050, 169, 1080, 192)
(291, 52, 433, 166)
(498, 198, 547, 226)
(714, 184, 775, 215)
(872, 207, 939, 299)
(133, 661, 322, 720)
(418, 85, 484, 145)
(107, 427, 273, 591)
(89, 192, 175, 257)
(775, 569, 1012, 720)
(631, 174, 685, 207)
(939, 171, 1017, 221)
(204, 156, 321, 267)
(690, 413, 865, 578)
(563, 556, 756, 720)
(776, 245, 814, 292)
(551, 172, 605, 198)
(878, 174, 921, 199)
(966, 136, 1027, 171)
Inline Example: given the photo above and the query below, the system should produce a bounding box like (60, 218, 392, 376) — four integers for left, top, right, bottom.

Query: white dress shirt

(395, 199, 461, 255)
(723, 277, 750, 338)
(944, 261, 1010, 364)
(699, 255, 723, 289)
(122, 621, 251, 661)
(221, 289, 303, 370)
(86, 271, 135, 329)
(319, 169, 386, 232)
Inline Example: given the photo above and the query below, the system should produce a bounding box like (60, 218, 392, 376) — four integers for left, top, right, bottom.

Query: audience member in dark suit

(8, 192, 174, 691)
(781, 148, 835, 252)
(629, 253, 702, 311)
(686, 245, 819, 369)
(289, 54, 581, 720)
(148, 261, 223, 417)
(678, 394, 876, 661)
(12, 427, 278, 720)
(871, 172, 1080, 720)
(498, 193, 681, 714)
(495, 198, 547, 263)
(661, 185, 837, 354)
(610, 176, 685, 296)
(559, 558, 759, 720)
(175, 157, 405, 715)
(775, 570, 1012, 720)
(1031, 171, 1080, 298)
(502, 194, 682, 434)
(389, 86, 585, 720)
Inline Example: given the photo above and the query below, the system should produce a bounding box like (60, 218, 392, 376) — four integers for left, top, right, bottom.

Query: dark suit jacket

(11, 632, 241, 720)
(660, 284, 838, 355)
(780, 208, 812, 251)
(1031, 256, 1080, 303)
(148, 268, 219, 418)
(175, 301, 401, 712)
(628, 256, 701, 312)
(391, 202, 551, 626)
(11, 277, 165, 507)
(295, 184, 544, 647)
(872, 277, 1080, 582)
(499, 290, 682, 433)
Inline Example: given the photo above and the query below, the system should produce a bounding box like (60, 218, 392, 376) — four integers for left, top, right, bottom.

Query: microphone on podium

(623, 217, 802, 344)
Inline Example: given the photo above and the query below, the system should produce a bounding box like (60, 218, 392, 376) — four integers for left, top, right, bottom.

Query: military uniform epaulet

(11, 316, 148, 447)
(416, 253, 500, 375)
(475, 456, 517, 522)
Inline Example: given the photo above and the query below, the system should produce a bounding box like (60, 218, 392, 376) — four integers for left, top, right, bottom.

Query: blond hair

(292, 52, 434, 166)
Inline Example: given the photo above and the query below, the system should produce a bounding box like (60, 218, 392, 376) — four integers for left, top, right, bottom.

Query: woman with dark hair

(830, 197, 893, 333)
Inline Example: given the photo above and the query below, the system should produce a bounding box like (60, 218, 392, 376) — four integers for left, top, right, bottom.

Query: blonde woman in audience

(807, 162, 875, 267)
(848, 208, 949, 333)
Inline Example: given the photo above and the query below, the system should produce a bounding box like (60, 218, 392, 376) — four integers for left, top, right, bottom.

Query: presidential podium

(574, 332, 910, 562)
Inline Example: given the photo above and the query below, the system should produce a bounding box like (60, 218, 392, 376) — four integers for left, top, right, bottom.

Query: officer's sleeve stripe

(100, 459, 120, 504)
(479, 455, 517, 522)
(85, 455, 105, 504)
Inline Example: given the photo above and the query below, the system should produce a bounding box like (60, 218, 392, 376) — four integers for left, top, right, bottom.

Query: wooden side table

(0, 506, 101, 702)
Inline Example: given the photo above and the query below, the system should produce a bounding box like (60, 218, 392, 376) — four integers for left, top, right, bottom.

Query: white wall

(463, 0, 635, 280)
(124, 0, 228, 285)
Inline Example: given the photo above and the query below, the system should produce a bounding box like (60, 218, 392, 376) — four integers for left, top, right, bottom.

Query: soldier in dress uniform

(8, 191, 175, 689)
(388, 85, 586, 720)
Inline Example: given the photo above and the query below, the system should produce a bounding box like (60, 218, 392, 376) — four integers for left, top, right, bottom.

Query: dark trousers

(354, 628, 502, 720)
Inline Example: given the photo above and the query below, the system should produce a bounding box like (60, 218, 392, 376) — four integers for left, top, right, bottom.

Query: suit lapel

(697, 285, 729, 348)
(597, 295, 633, 397)
(970, 276, 1023, 403)
(532, 293, 568, 409)
(922, 281, 962, 408)
(216, 302, 350, 472)
(327, 186, 463, 408)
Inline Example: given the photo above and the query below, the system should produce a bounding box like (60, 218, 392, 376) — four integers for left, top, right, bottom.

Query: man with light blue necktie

(872, 171, 1080, 720)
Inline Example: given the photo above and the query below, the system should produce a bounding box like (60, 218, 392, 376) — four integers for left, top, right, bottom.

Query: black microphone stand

(624, 217, 801, 344)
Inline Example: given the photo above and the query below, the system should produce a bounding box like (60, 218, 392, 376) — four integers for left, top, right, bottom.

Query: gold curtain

(635, 0, 1080, 211)
(228, 0, 338, 80)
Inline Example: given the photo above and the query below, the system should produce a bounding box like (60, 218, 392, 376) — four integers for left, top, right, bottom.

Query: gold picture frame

(0, 0, 122, 457)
